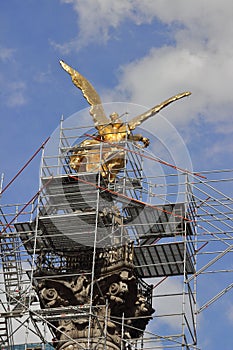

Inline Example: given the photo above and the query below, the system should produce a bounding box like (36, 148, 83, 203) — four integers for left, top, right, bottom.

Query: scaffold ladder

(0, 233, 23, 304)
(0, 300, 8, 347)
(0, 224, 23, 349)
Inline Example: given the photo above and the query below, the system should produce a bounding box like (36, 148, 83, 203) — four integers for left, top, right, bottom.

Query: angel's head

(109, 112, 120, 123)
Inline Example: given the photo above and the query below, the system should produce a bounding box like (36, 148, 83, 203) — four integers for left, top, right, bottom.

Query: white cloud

(152, 277, 184, 330)
(147, 277, 197, 330)
(60, 0, 158, 50)
(0, 49, 27, 108)
(115, 44, 233, 129)
(0, 45, 28, 108)
(227, 304, 233, 325)
(60, 0, 233, 53)
(0, 46, 15, 62)
(59, 0, 233, 134)
(5, 81, 27, 107)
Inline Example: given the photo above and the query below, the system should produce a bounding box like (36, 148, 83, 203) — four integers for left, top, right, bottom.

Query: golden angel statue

(60, 60, 191, 182)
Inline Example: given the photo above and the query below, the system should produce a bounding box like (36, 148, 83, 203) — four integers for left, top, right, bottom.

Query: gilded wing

(60, 60, 109, 128)
(128, 91, 191, 130)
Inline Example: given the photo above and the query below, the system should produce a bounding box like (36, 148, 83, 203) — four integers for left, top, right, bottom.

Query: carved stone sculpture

(34, 243, 154, 350)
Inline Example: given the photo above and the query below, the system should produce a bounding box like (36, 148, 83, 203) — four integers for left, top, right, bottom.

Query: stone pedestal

(34, 243, 154, 350)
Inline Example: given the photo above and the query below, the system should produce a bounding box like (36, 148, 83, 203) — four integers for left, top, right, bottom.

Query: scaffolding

(0, 120, 232, 350)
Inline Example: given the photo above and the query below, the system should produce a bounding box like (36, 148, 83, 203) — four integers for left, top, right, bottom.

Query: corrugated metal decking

(124, 202, 193, 241)
(134, 242, 194, 277)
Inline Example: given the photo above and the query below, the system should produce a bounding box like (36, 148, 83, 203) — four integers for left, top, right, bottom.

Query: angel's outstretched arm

(128, 134, 150, 148)
(128, 91, 191, 130)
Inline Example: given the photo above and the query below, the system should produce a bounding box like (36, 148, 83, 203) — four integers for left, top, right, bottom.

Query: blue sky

(0, 1, 233, 349)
